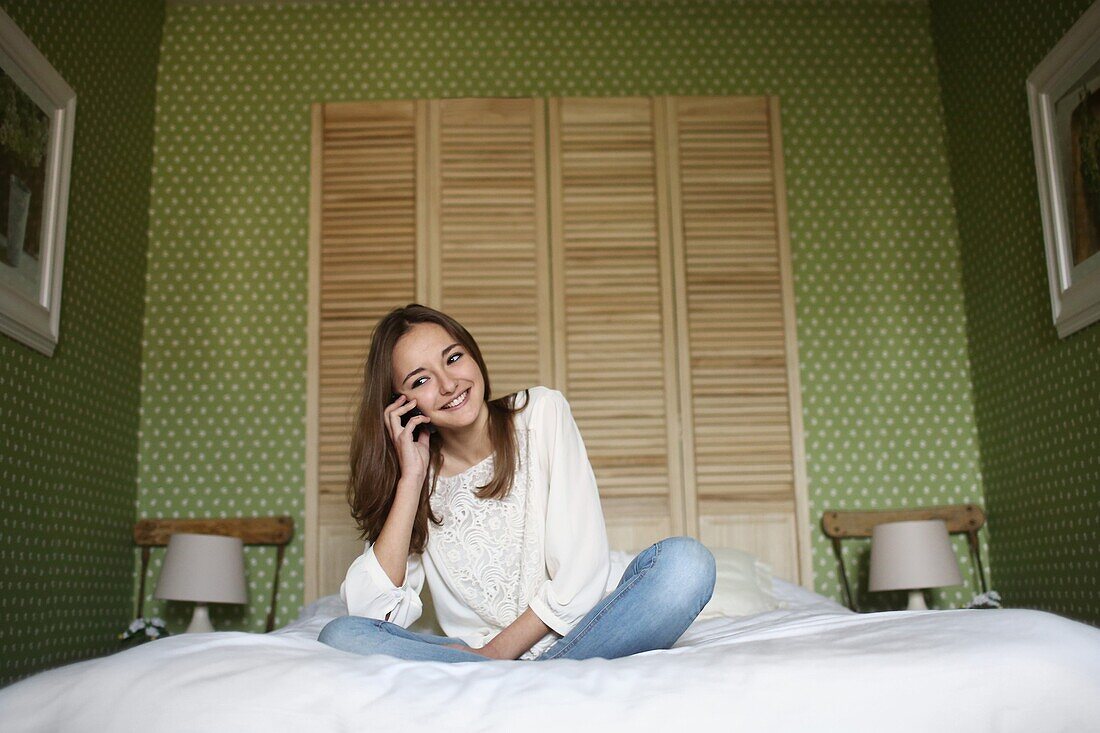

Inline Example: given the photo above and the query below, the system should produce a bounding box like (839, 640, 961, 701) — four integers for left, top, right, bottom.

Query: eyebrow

(402, 343, 461, 386)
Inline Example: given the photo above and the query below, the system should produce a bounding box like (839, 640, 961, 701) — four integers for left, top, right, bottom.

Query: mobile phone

(390, 392, 436, 440)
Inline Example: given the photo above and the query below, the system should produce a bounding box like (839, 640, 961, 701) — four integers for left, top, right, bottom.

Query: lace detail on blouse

(427, 429, 554, 659)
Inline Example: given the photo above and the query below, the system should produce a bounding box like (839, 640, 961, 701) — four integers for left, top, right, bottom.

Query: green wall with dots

(0, 1, 164, 685)
(135, 0, 988, 634)
(931, 0, 1100, 624)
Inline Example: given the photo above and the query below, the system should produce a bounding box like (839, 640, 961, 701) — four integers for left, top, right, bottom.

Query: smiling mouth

(441, 388, 469, 410)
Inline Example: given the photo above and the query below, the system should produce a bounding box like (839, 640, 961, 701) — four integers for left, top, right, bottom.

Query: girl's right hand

(384, 394, 431, 485)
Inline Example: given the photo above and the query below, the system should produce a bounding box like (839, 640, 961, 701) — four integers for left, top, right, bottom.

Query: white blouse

(339, 386, 612, 660)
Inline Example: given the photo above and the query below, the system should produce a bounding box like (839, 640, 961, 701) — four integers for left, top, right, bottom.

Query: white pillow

(770, 577, 851, 614)
(295, 593, 348, 621)
(700, 546, 778, 618)
(608, 545, 778, 620)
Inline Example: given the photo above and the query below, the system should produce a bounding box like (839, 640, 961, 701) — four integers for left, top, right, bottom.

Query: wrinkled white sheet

(2, 583, 1099, 733)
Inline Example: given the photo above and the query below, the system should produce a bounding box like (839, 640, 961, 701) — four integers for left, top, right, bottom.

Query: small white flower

(151, 617, 166, 627)
(144, 626, 159, 638)
(128, 619, 145, 632)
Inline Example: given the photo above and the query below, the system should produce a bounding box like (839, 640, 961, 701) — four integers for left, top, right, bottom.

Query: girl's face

(391, 322, 486, 432)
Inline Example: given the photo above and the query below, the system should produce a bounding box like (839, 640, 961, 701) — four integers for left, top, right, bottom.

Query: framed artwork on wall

(0, 7, 75, 356)
(1028, 0, 1100, 338)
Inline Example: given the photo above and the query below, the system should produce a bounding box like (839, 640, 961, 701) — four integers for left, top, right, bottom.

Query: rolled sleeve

(339, 544, 424, 627)
(528, 390, 611, 636)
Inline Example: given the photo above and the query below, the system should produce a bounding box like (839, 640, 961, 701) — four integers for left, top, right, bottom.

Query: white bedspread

(2, 585, 1099, 732)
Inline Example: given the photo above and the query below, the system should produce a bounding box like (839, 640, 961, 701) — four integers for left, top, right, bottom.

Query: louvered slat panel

(318, 101, 420, 497)
(433, 98, 550, 399)
(668, 96, 802, 576)
(550, 98, 682, 529)
(308, 96, 810, 603)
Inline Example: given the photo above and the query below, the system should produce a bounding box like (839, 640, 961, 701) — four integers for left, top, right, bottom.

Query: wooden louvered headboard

(305, 96, 811, 605)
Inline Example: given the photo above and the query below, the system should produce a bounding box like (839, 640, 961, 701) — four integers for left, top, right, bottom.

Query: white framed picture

(1028, 0, 1100, 339)
(0, 7, 75, 356)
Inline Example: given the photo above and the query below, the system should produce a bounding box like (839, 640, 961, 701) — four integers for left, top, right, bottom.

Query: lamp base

(185, 602, 215, 633)
(907, 589, 929, 611)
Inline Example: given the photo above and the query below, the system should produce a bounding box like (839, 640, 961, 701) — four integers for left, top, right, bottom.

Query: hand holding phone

(389, 392, 437, 441)
(384, 392, 434, 486)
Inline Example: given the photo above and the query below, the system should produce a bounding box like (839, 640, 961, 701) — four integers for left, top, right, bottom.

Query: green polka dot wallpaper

(136, 0, 987, 632)
(931, 0, 1100, 625)
(0, 0, 164, 685)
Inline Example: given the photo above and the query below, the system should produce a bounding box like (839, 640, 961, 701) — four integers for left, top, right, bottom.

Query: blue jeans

(317, 536, 716, 662)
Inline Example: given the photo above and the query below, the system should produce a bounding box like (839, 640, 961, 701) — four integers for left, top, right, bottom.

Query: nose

(440, 376, 458, 395)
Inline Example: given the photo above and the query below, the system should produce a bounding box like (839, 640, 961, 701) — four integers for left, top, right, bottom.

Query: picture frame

(0, 7, 75, 356)
(1027, 0, 1100, 338)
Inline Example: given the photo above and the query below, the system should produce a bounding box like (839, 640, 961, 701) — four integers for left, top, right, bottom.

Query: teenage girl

(318, 304, 715, 661)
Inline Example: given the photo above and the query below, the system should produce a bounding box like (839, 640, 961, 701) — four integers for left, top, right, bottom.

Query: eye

(411, 353, 462, 388)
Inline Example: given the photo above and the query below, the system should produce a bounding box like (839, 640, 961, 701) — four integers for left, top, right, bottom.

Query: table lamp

(154, 532, 248, 633)
(869, 519, 962, 610)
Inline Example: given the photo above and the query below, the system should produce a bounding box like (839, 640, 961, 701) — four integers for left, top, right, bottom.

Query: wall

(931, 0, 1099, 624)
(137, 0, 987, 631)
(0, 0, 163, 685)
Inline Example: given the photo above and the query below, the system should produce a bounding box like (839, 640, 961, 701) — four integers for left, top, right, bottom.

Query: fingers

(404, 414, 431, 440)
(382, 394, 404, 438)
(384, 395, 419, 441)
(387, 396, 404, 442)
(384, 394, 412, 420)
(394, 411, 431, 446)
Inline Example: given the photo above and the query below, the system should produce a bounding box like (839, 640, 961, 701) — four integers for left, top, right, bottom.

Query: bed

(2, 556, 1099, 732)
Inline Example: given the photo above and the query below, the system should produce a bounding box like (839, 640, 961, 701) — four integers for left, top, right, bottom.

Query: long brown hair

(346, 303, 530, 553)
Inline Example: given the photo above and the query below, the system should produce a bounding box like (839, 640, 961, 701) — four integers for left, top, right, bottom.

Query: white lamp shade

(154, 532, 248, 604)
(869, 519, 963, 592)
